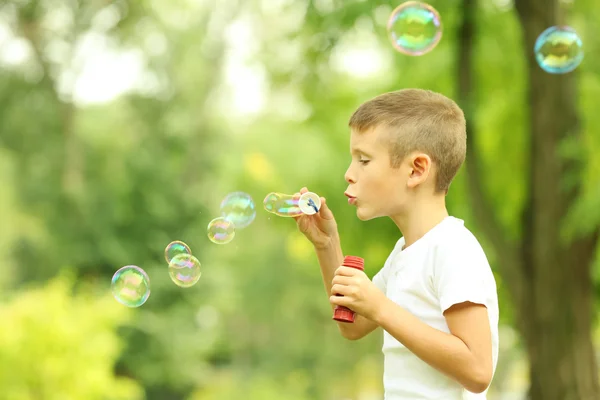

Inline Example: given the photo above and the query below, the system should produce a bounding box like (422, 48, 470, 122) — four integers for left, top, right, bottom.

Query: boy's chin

(356, 207, 377, 221)
(356, 204, 390, 221)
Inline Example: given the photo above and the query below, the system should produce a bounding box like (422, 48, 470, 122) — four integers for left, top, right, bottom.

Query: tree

(458, 0, 600, 398)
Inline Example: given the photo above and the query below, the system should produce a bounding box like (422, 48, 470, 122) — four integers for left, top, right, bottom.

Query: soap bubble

(534, 26, 583, 74)
(263, 192, 303, 217)
(263, 192, 321, 217)
(111, 265, 150, 308)
(220, 191, 256, 229)
(387, 1, 442, 56)
(164, 240, 191, 263)
(207, 217, 235, 244)
(168, 253, 202, 288)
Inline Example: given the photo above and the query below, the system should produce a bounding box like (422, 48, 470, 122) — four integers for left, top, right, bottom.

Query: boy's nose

(344, 167, 356, 184)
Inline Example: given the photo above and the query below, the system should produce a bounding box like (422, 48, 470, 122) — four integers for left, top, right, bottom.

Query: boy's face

(344, 126, 411, 221)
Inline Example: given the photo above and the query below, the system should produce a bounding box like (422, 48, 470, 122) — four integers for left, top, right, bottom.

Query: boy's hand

(329, 266, 387, 321)
(293, 187, 339, 249)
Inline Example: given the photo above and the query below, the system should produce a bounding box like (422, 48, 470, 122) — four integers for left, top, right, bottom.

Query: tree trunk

(457, 0, 600, 399)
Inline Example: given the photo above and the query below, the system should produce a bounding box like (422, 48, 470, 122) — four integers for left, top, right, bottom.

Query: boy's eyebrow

(351, 147, 374, 156)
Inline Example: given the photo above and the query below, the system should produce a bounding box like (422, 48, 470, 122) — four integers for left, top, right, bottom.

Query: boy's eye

(359, 159, 370, 165)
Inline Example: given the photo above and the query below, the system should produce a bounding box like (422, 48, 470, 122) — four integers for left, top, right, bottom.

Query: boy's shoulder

(434, 217, 484, 250)
(377, 217, 488, 278)
(430, 217, 490, 267)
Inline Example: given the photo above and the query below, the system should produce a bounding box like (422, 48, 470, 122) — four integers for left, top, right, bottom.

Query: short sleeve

(433, 240, 496, 314)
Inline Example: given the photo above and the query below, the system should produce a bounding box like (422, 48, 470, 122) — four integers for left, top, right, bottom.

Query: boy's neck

(390, 194, 449, 249)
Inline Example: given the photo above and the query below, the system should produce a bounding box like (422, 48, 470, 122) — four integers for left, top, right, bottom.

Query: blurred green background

(1, 0, 599, 399)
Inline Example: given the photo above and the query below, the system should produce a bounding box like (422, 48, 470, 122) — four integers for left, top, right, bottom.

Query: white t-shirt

(372, 216, 499, 400)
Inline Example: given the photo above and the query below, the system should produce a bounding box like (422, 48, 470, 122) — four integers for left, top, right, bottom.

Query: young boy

(294, 89, 499, 399)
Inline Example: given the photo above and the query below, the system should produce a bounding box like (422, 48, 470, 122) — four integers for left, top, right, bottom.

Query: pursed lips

(344, 192, 357, 205)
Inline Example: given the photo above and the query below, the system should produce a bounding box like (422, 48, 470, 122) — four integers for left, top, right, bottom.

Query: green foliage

(0, 273, 143, 400)
(187, 356, 384, 400)
(188, 371, 312, 400)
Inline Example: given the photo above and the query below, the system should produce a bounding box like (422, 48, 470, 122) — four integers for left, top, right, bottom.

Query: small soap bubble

(164, 240, 191, 263)
(298, 192, 321, 215)
(220, 191, 256, 229)
(111, 265, 150, 308)
(168, 253, 202, 288)
(387, 1, 442, 56)
(534, 26, 583, 74)
(207, 217, 235, 244)
(263, 192, 303, 217)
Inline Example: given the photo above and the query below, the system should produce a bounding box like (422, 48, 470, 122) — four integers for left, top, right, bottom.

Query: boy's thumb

(319, 197, 334, 219)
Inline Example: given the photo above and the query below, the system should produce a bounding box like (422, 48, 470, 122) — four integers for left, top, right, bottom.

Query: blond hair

(348, 89, 466, 193)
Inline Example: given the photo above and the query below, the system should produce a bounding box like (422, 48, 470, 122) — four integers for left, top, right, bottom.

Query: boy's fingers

(331, 275, 353, 286)
(319, 198, 327, 212)
(319, 197, 334, 219)
(335, 266, 356, 276)
(331, 284, 350, 296)
(329, 295, 349, 307)
(300, 187, 308, 194)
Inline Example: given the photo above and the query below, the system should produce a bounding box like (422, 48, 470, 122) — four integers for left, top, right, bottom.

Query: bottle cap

(333, 307, 356, 323)
(342, 255, 364, 270)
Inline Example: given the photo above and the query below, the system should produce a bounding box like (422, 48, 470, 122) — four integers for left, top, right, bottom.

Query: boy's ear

(407, 152, 432, 188)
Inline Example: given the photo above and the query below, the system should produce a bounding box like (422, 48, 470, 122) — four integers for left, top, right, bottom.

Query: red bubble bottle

(332, 255, 364, 323)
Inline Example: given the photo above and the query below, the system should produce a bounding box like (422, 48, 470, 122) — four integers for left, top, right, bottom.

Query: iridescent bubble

(387, 2, 442, 56)
(207, 217, 235, 244)
(263, 192, 303, 217)
(534, 26, 583, 74)
(168, 253, 201, 288)
(263, 192, 321, 217)
(220, 191, 256, 229)
(111, 265, 150, 308)
(164, 240, 191, 263)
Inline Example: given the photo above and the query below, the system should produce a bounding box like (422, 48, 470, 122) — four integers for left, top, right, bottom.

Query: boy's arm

(373, 299, 493, 393)
(315, 236, 378, 340)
